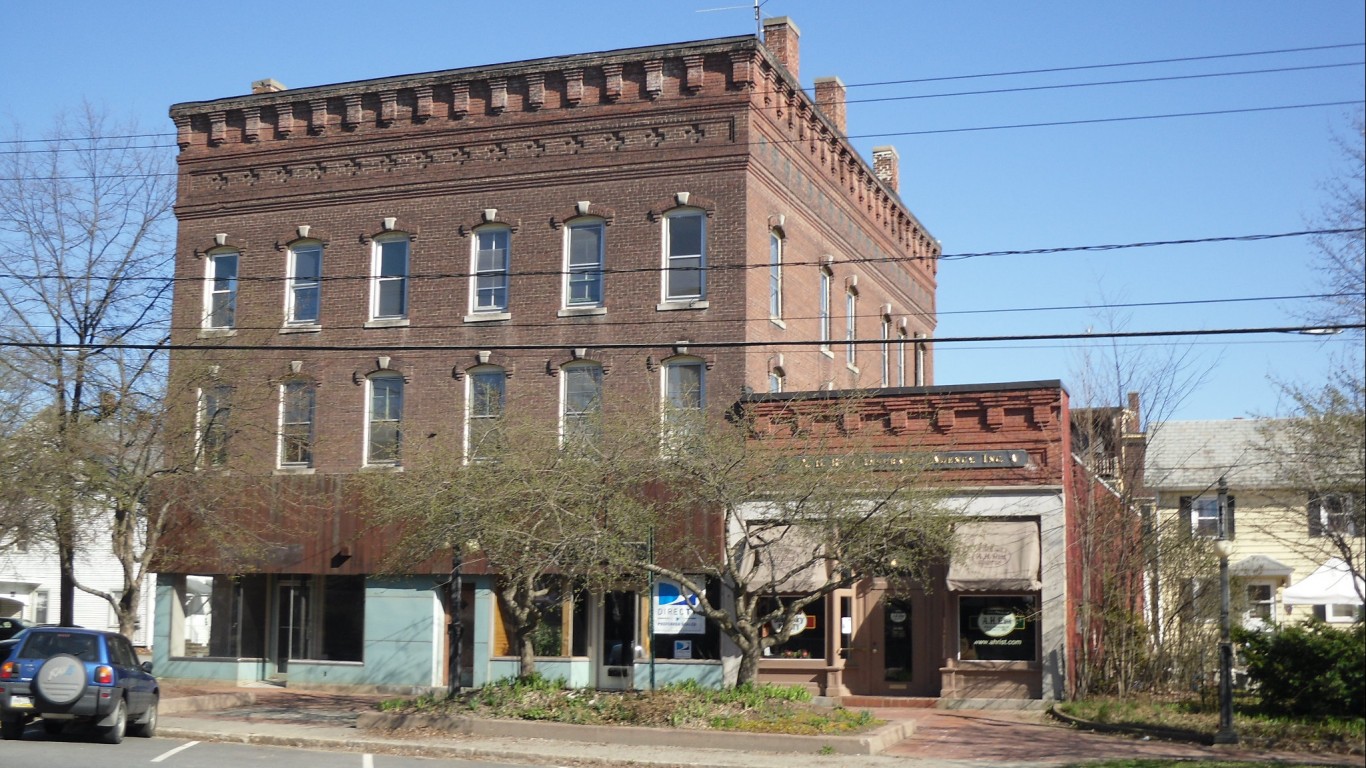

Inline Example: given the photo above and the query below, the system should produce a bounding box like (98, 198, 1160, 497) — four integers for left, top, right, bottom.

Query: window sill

(364, 317, 410, 329)
(274, 466, 316, 475)
(769, 317, 787, 329)
(198, 328, 237, 339)
(558, 306, 607, 318)
(819, 347, 834, 359)
(280, 323, 322, 334)
(846, 363, 860, 374)
(464, 312, 511, 323)
(361, 463, 404, 472)
(657, 300, 709, 312)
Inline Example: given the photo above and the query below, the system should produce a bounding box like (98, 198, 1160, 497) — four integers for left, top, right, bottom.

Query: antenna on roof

(696, 0, 769, 38)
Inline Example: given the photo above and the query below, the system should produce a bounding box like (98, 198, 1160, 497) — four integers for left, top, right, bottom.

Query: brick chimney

(762, 17, 800, 81)
(814, 76, 846, 137)
(872, 146, 899, 192)
(251, 78, 286, 94)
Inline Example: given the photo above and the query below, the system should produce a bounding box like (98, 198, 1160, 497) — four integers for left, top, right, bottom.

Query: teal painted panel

(638, 662, 725, 689)
(362, 577, 440, 688)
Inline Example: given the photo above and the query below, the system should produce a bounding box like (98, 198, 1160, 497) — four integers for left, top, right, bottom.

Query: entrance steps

(839, 695, 938, 708)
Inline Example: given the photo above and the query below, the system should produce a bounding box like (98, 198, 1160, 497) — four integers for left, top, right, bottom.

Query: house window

(205, 251, 239, 329)
(896, 328, 908, 387)
(1182, 495, 1235, 538)
(367, 374, 403, 465)
(1325, 603, 1363, 623)
(1245, 583, 1275, 624)
(371, 236, 409, 320)
(198, 385, 231, 467)
(845, 289, 858, 368)
(466, 366, 506, 460)
(279, 381, 315, 468)
(1309, 493, 1362, 537)
(566, 221, 604, 307)
(818, 268, 832, 349)
(286, 242, 322, 325)
(561, 362, 603, 445)
(664, 211, 705, 302)
(471, 228, 510, 314)
(880, 318, 891, 387)
(768, 231, 782, 319)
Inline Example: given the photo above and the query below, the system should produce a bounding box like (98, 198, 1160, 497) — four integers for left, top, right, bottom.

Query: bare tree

(1305, 110, 1365, 331)
(0, 104, 175, 633)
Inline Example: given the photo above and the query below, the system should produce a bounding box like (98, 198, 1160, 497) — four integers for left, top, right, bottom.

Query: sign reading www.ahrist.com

(799, 450, 1030, 470)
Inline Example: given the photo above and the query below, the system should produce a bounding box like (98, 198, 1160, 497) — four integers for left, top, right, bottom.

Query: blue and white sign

(653, 579, 704, 635)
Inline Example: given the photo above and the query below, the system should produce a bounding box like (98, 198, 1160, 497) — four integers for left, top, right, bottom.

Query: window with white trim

(371, 236, 409, 320)
(561, 362, 603, 445)
(205, 251, 239, 329)
(880, 318, 891, 387)
(1181, 494, 1235, 538)
(565, 221, 605, 308)
(1326, 603, 1363, 623)
(914, 337, 927, 386)
(286, 242, 322, 325)
(768, 231, 782, 318)
(366, 374, 403, 465)
(897, 328, 908, 387)
(1309, 493, 1362, 537)
(198, 385, 231, 467)
(664, 358, 705, 412)
(471, 228, 510, 314)
(818, 267, 832, 349)
(664, 211, 705, 302)
(466, 366, 506, 460)
(769, 368, 785, 394)
(279, 381, 315, 468)
(1244, 583, 1275, 624)
(845, 289, 858, 368)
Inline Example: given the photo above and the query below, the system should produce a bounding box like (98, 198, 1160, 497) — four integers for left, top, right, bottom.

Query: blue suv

(0, 627, 158, 743)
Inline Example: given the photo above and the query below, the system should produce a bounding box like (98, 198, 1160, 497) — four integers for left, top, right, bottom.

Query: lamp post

(1213, 475, 1238, 745)
(447, 540, 464, 697)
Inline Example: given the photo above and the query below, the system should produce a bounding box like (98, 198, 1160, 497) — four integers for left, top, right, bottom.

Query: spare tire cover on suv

(35, 653, 88, 706)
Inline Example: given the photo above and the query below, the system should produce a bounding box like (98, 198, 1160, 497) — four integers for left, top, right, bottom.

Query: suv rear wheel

(98, 698, 126, 745)
(128, 697, 157, 738)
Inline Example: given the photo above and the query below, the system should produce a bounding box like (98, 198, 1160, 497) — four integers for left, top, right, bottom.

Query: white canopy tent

(1281, 558, 1366, 605)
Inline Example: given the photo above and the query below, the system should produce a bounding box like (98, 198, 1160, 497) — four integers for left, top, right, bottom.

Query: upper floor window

(664, 211, 705, 302)
(371, 236, 409, 320)
(880, 318, 891, 387)
(664, 358, 705, 412)
(818, 267, 832, 349)
(561, 362, 603, 445)
(896, 328, 908, 387)
(1181, 494, 1235, 538)
(466, 366, 506, 460)
(565, 221, 604, 308)
(1309, 493, 1362, 537)
(205, 251, 239, 329)
(286, 242, 322, 325)
(915, 336, 927, 387)
(367, 374, 403, 465)
(768, 232, 783, 319)
(471, 228, 510, 314)
(279, 381, 315, 468)
(845, 289, 858, 368)
(768, 368, 785, 394)
(198, 385, 231, 467)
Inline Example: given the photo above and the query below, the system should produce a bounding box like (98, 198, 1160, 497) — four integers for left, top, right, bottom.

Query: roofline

(742, 379, 1068, 404)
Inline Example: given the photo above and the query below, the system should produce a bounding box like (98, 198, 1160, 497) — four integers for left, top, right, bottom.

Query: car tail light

(0, 661, 15, 680)
(95, 665, 114, 685)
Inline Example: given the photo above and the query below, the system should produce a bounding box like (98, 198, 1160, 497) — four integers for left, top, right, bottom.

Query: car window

(114, 637, 136, 667)
(20, 632, 99, 662)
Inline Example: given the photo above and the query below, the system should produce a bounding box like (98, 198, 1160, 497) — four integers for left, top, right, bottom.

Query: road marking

(152, 741, 200, 762)
(362, 754, 374, 768)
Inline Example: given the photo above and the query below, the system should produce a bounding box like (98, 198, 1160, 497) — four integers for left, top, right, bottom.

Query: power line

(2, 228, 1355, 285)
(2, 324, 1360, 354)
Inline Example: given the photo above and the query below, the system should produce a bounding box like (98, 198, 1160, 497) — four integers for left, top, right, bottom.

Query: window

(769, 368, 785, 394)
(880, 318, 891, 387)
(205, 251, 239, 329)
(664, 359, 705, 412)
(198, 385, 231, 467)
(768, 231, 782, 318)
(651, 577, 720, 660)
(1245, 583, 1275, 624)
(279, 381, 315, 468)
(561, 363, 603, 445)
(1325, 603, 1363, 623)
(958, 595, 1038, 662)
(367, 374, 403, 465)
(818, 268, 832, 349)
(566, 221, 604, 307)
(471, 228, 510, 314)
(1309, 493, 1362, 537)
(286, 242, 322, 325)
(173, 574, 267, 658)
(371, 236, 409, 320)
(914, 336, 927, 387)
(1181, 495, 1235, 538)
(896, 328, 908, 387)
(760, 596, 826, 659)
(466, 367, 506, 460)
(664, 211, 705, 302)
(845, 289, 858, 368)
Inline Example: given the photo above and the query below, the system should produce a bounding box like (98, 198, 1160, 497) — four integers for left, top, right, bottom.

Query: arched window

(366, 374, 403, 465)
(768, 231, 783, 319)
(465, 365, 506, 460)
(560, 362, 603, 445)
(818, 266, 832, 349)
(279, 380, 316, 468)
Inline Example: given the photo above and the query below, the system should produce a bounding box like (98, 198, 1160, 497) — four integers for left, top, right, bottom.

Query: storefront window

(883, 598, 913, 681)
(958, 595, 1037, 662)
(762, 597, 826, 659)
(651, 577, 719, 660)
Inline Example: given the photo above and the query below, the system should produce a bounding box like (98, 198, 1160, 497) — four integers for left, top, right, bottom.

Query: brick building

(155, 20, 1114, 700)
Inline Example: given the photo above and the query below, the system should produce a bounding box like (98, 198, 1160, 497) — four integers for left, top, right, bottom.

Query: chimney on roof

(251, 78, 286, 94)
(872, 146, 899, 192)
(762, 17, 800, 80)
(814, 76, 846, 137)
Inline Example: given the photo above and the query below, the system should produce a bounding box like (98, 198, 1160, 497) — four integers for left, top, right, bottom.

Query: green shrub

(1236, 620, 1365, 717)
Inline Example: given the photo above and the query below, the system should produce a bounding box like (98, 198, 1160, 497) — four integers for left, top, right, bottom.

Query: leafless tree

(0, 104, 175, 634)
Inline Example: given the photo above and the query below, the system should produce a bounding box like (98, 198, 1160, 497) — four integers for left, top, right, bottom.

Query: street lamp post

(1213, 475, 1239, 745)
(447, 541, 464, 697)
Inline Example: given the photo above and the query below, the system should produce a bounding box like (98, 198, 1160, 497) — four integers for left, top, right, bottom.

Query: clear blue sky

(3, 1, 1362, 422)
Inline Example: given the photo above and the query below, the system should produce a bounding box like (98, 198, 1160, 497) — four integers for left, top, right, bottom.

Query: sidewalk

(158, 684, 1359, 768)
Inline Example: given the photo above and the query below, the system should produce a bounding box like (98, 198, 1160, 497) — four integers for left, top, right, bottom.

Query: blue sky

(3, 1, 1362, 422)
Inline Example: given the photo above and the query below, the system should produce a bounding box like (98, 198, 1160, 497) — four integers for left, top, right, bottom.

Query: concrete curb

(358, 711, 912, 756)
(161, 692, 259, 715)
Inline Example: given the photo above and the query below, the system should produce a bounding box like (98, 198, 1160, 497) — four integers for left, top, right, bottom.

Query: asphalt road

(0, 730, 528, 768)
